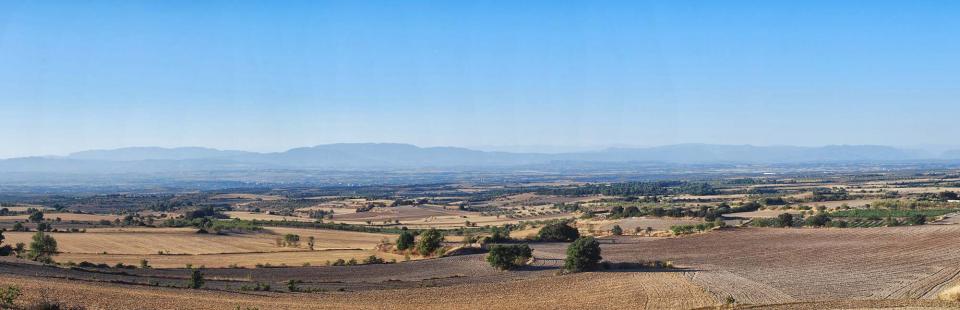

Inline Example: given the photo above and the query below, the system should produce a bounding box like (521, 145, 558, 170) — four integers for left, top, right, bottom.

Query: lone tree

(416, 228, 443, 256)
(396, 229, 415, 251)
(537, 222, 580, 242)
(610, 225, 623, 236)
(777, 213, 794, 228)
(28, 211, 43, 223)
(564, 237, 602, 273)
(189, 268, 204, 289)
(486, 244, 533, 270)
(27, 231, 57, 264)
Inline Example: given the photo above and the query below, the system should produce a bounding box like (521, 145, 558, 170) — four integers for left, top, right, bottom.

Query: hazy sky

(1, 1, 959, 158)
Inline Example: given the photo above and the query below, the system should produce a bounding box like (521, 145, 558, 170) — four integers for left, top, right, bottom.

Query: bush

(486, 244, 533, 270)
(564, 237, 602, 272)
(610, 225, 623, 236)
(362, 255, 386, 264)
(777, 213, 794, 228)
(189, 269, 204, 289)
(0, 285, 20, 307)
(537, 223, 580, 242)
(804, 214, 831, 227)
(396, 230, 415, 251)
(416, 228, 443, 256)
(28, 231, 57, 264)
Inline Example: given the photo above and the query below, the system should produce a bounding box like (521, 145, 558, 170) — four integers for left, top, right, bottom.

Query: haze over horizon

(3, 1, 960, 158)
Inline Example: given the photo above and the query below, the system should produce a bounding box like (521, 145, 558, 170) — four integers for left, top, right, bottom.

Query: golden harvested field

(0, 270, 717, 309)
(224, 211, 315, 222)
(0, 212, 121, 222)
(4, 227, 401, 268)
(582, 217, 704, 232)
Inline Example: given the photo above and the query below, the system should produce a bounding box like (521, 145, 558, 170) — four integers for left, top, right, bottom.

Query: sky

(1, 1, 959, 158)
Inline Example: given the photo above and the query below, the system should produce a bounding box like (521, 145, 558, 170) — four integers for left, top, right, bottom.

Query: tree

(282, 234, 300, 247)
(189, 268, 204, 289)
(11, 222, 25, 232)
(396, 230, 415, 251)
(27, 231, 57, 263)
(486, 244, 533, 270)
(804, 214, 831, 227)
(140, 259, 150, 269)
(537, 223, 580, 242)
(564, 237, 602, 272)
(610, 225, 623, 236)
(28, 211, 43, 222)
(0, 232, 9, 256)
(416, 228, 443, 256)
(307, 236, 316, 250)
(777, 213, 794, 228)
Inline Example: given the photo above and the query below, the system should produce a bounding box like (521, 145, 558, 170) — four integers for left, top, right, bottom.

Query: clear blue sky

(1, 1, 958, 158)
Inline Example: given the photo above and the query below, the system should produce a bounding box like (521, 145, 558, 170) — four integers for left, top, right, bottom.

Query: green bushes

(416, 228, 443, 256)
(189, 268, 204, 289)
(486, 244, 533, 270)
(536, 223, 580, 242)
(564, 237, 602, 273)
(670, 221, 721, 235)
(396, 230, 415, 250)
(28, 231, 57, 264)
(0, 285, 20, 308)
(610, 225, 623, 236)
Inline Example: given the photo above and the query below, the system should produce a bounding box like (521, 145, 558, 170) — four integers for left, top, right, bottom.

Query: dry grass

(938, 283, 960, 302)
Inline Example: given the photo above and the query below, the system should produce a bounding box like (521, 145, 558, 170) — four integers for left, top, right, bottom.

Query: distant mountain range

(1, 143, 958, 174)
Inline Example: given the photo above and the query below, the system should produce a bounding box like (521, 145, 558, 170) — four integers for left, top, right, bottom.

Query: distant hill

(0, 143, 948, 174)
(68, 147, 255, 161)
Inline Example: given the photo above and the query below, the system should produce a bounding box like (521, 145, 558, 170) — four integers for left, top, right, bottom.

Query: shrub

(537, 223, 580, 242)
(610, 225, 623, 236)
(486, 244, 533, 270)
(777, 213, 794, 228)
(282, 234, 301, 247)
(140, 259, 150, 269)
(804, 214, 831, 227)
(0, 285, 20, 307)
(396, 230, 415, 251)
(564, 237, 602, 272)
(416, 228, 443, 256)
(362, 255, 385, 264)
(28, 231, 57, 264)
(189, 269, 204, 289)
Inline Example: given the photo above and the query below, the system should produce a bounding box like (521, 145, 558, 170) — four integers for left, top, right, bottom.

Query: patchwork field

(3, 227, 402, 268)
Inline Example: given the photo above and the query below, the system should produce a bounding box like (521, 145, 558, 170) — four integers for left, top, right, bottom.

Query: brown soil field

(529, 225, 960, 304)
(0, 270, 717, 309)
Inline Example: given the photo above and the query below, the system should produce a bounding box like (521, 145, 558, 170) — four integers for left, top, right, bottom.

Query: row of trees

(484, 236, 602, 272)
